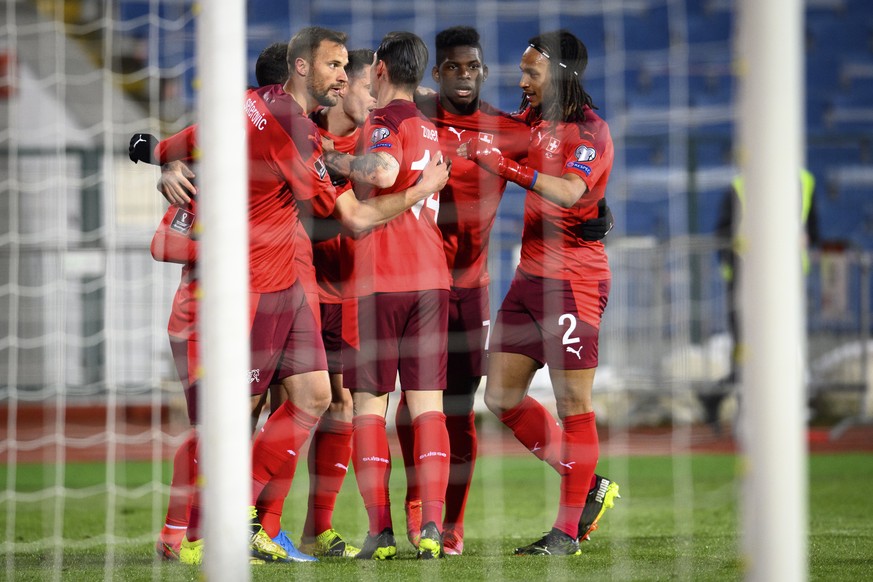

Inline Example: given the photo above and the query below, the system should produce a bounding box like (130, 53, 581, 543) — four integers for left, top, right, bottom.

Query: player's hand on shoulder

(417, 151, 450, 197)
(157, 160, 197, 206)
(129, 133, 160, 164)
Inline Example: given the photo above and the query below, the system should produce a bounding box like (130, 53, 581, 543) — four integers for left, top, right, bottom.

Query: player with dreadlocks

(459, 28, 618, 556)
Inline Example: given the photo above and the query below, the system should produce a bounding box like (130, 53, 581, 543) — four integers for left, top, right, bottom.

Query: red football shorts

(171, 280, 327, 425)
(491, 270, 610, 370)
(319, 301, 343, 375)
(342, 290, 448, 393)
(446, 285, 491, 394)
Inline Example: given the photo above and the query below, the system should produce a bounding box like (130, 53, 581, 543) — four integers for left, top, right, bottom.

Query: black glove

(129, 133, 160, 164)
(576, 199, 615, 241)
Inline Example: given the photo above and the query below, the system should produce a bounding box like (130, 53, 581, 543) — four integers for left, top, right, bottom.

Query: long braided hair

(521, 29, 596, 123)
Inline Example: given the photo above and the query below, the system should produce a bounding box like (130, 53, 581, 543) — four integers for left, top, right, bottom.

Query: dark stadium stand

(110, 0, 872, 252)
(621, 4, 671, 53)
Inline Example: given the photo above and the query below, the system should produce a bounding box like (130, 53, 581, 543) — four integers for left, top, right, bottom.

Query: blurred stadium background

(3, 0, 872, 431)
(1, 0, 872, 575)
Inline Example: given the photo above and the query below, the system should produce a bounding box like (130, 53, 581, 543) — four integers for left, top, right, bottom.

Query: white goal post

(737, 1, 807, 580)
(196, 0, 251, 579)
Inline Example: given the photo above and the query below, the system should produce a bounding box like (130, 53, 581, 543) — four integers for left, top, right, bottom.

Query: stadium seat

(624, 66, 671, 109)
(829, 96, 873, 133)
(621, 4, 671, 53)
(689, 71, 732, 108)
(806, 13, 872, 55)
(248, 0, 293, 26)
(623, 197, 671, 238)
(557, 12, 606, 58)
(695, 186, 728, 234)
(686, 9, 733, 46)
(692, 139, 731, 169)
(818, 176, 873, 245)
(807, 142, 866, 190)
(624, 139, 666, 167)
(496, 19, 541, 67)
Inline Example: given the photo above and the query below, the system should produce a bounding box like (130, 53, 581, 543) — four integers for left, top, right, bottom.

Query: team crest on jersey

(546, 137, 561, 154)
(575, 145, 596, 162)
(170, 207, 194, 234)
(314, 155, 327, 180)
(371, 127, 390, 143)
(478, 132, 494, 144)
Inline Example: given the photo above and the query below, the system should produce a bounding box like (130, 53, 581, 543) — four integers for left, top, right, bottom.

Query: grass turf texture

(2, 453, 872, 581)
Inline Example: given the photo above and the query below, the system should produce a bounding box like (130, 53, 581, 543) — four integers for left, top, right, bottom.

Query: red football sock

(256, 454, 298, 538)
(184, 438, 203, 542)
(413, 410, 450, 529)
(159, 523, 187, 550)
(395, 394, 418, 503)
(443, 411, 477, 535)
(352, 414, 392, 535)
(251, 400, 318, 504)
(499, 396, 563, 472)
(553, 412, 599, 538)
(186, 493, 202, 542)
(302, 416, 353, 538)
(163, 430, 197, 531)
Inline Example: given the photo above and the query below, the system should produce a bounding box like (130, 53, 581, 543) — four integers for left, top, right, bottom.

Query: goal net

(1, 0, 843, 579)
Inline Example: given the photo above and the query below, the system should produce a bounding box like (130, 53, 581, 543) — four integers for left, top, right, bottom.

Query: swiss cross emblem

(478, 132, 494, 144)
(546, 137, 561, 153)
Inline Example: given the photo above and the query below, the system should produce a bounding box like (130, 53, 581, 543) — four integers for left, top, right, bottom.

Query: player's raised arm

(333, 151, 449, 235)
(323, 148, 400, 189)
(458, 135, 586, 209)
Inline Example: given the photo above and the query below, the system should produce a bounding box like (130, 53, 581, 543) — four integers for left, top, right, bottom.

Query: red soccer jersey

(151, 201, 197, 265)
(156, 85, 337, 293)
(155, 125, 198, 165)
(293, 219, 318, 300)
(310, 117, 361, 304)
(517, 105, 613, 281)
(345, 99, 450, 296)
(419, 95, 529, 288)
(151, 200, 198, 341)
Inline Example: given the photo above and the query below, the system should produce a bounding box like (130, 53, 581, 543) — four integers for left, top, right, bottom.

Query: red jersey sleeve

(560, 117, 614, 211)
(365, 114, 406, 169)
(151, 200, 197, 264)
(156, 125, 199, 164)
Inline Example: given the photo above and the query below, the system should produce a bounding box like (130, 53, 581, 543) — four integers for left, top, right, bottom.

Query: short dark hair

(255, 41, 289, 87)
(346, 48, 375, 79)
(374, 31, 428, 91)
(435, 26, 483, 65)
(287, 26, 347, 69)
(523, 29, 596, 122)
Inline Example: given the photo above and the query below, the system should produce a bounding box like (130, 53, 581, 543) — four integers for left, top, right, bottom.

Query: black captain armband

(129, 133, 160, 165)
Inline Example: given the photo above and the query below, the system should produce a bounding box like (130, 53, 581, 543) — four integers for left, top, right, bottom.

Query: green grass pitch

(3, 452, 872, 581)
